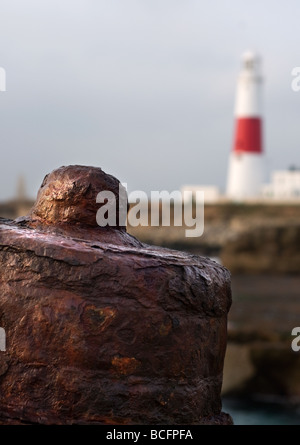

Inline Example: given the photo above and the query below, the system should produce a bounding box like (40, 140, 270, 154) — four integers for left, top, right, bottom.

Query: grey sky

(0, 0, 299, 200)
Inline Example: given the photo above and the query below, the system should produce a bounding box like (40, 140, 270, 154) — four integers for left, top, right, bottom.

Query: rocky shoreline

(128, 202, 300, 274)
(222, 274, 300, 402)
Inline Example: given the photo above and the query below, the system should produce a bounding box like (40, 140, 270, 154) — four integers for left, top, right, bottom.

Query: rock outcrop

(222, 274, 300, 400)
(0, 165, 232, 424)
(221, 222, 300, 274)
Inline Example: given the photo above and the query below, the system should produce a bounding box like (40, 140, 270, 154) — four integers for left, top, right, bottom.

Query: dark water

(223, 397, 300, 425)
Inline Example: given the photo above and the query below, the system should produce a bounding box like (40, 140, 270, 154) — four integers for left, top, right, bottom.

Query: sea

(222, 397, 300, 425)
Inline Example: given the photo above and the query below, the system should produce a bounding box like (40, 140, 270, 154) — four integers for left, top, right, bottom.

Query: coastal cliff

(128, 202, 300, 274)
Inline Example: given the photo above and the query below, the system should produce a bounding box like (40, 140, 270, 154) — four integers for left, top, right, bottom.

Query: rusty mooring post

(0, 165, 232, 424)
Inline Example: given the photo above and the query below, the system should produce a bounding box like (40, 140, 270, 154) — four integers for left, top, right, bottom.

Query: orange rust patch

(82, 306, 116, 334)
(111, 356, 140, 376)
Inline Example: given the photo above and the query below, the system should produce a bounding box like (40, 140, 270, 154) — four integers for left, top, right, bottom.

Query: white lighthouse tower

(226, 51, 264, 200)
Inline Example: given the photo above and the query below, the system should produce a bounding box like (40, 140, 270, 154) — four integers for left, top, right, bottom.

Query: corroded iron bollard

(0, 166, 232, 424)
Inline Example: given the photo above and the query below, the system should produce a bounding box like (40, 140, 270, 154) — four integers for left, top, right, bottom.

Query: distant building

(181, 185, 220, 204)
(261, 168, 300, 200)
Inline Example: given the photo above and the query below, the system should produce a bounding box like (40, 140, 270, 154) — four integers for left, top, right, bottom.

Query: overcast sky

(0, 0, 299, 200)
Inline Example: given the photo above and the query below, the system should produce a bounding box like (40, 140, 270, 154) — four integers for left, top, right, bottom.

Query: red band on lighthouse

(233, 117, 262, 154)
(226, 51, 264, 200)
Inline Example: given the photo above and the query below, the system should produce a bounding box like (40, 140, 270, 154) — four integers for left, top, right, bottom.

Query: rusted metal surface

(0, 165, 232, 424)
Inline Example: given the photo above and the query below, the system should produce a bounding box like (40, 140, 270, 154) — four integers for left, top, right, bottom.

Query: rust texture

(0, 165, 232, 425)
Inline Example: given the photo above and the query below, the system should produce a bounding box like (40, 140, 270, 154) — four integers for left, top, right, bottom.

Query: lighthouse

(226, 51, 264, 200)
